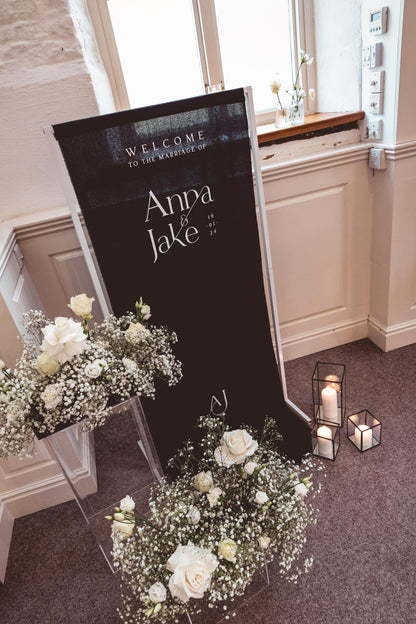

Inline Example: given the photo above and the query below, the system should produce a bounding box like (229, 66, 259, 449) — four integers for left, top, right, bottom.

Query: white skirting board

(281, 318, 368, 361)
(368, 316, 416, 352)
(0, 501, 14, 584)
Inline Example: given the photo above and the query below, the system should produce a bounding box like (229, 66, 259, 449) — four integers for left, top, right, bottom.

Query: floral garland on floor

(0, 295, 182, 458)
(108, 415, 324, 623)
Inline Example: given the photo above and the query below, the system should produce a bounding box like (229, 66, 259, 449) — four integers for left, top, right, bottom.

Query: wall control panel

(365, 6, 388, 145)
(369, 7, 388, 35)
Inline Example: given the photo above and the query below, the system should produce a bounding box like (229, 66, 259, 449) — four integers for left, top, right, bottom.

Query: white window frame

(86, 0, 316, 122)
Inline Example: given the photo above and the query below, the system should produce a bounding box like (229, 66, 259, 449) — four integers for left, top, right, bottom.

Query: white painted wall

(0, 0, 114, 222)
(395, 0, 416, 143)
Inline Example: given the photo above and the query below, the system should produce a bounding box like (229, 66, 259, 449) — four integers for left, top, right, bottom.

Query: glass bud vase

(286, 99, 304, 125)
(275, 107, 288, 129)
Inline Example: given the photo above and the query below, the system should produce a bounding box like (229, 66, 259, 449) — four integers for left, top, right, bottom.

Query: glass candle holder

(311, 423, 340, 460)
(347, 410, 382, 452)
(312, 362, 346, 427)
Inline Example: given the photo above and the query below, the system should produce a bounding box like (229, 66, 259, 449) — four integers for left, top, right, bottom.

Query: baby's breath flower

(0, 298, 181, 459)
(109, 417, 324, 624)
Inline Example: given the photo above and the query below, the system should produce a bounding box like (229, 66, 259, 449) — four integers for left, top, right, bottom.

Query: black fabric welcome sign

(53, 89, 310, 467)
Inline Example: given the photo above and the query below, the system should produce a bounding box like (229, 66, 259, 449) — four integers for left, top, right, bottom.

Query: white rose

(122, 357, 137, 372)
(68, 294, 95, 318)
(194, 471, 213, 493)
(120, 495, 135, 512)
(36, 352, 60, 376)
(214, 429, 258, 468)
(218, 539, 237, 563)
(258, 536, 271, 550)
(0, 360, 5, 369)
(40, 383, 63, 410)
(148, 581, 166, 604)
(141, 304, 151, 320)
(167, 544, 218, 602)
(85, 359, 107, 379)
(186, 506, 201, 525)
(244, 461, 257, 475)
(294, 483, 308, 498)
(125, 322, 150, 343)
(41, 317, 87, 364)
(255, 491, 269, 505)
(112, 519, 134, 539)
(206, 486, 222, 507)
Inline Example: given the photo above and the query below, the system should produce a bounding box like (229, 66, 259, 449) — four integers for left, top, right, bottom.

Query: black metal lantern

(347, 410, 382, 452)
(311, 422, 340, 460)
(312, 362, 346, 427)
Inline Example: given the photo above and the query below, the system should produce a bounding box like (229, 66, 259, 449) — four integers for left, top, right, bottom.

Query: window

(88, 0, 316, 123)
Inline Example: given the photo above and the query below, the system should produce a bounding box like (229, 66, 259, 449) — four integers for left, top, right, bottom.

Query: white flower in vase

(218, 538, 238, 563)
(85, 359, 107, 379)
(254, 491, 269, 505)
(258, 535, 271, 550)
(120, 495, 135, 512)
(41, 317, 88, 364)
(271, 49, 315, 126)
(148, 581, 167, 604)
(167, 544, 218, 602)
(194, 470, 213, 493)
(40, 383, 63, 410)
(36, 352, 60, 376)
(68, 294, 95, 319)
(206, 486, 222, 507)
(244, 461, 258, 475)
(186, 505, 201, 525)
(125, 321, 150, 343)
(214, 429, 258, 467)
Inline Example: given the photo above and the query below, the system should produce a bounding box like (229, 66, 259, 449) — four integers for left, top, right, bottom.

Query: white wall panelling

(262, 144, 373, 360)
(15, 215, 104, 323)
(0, 430, 96, 519)
(368, 144, 416, 351)
(0, 225, 98, 580)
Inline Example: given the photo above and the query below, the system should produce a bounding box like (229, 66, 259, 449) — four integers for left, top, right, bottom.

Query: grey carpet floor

(1, 338, 415, 624)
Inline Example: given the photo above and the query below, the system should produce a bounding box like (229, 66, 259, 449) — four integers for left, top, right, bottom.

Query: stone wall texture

(0, 0, 112, 220)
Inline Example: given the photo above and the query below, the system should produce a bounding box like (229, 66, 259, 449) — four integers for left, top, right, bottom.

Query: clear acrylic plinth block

(312, 362, 346, 427)
(347, 410, 382, 452)
(181, 558, 270, 624)
(311, 422, 340, 460)
(42, 395, 162, 573)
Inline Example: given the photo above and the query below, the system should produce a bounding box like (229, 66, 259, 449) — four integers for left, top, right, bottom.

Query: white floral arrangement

(108, 415, 324, 623)
(270, 50, 315, 122)
(0, 295, 182, 458)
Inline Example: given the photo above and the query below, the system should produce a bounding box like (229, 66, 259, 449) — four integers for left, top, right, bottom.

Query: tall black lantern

(312, 362, 346, 427)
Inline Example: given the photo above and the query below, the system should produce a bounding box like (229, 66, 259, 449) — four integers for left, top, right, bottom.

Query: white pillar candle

(354, 424, 372, 450)
(321, 386, 338, 424)
(317, 425, 333, 458)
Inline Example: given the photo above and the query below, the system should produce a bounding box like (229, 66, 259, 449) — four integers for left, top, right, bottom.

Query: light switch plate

(369, 92, 384, 114)
(369, 70, 385, 93)
(368, 118, 383, 140)
(370, 42, 383, 68)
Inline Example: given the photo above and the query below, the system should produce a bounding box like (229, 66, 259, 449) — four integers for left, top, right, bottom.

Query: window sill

(257, 112, 365, 145)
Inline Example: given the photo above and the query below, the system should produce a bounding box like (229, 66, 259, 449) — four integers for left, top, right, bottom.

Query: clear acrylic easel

(43, 395, 163, 573)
